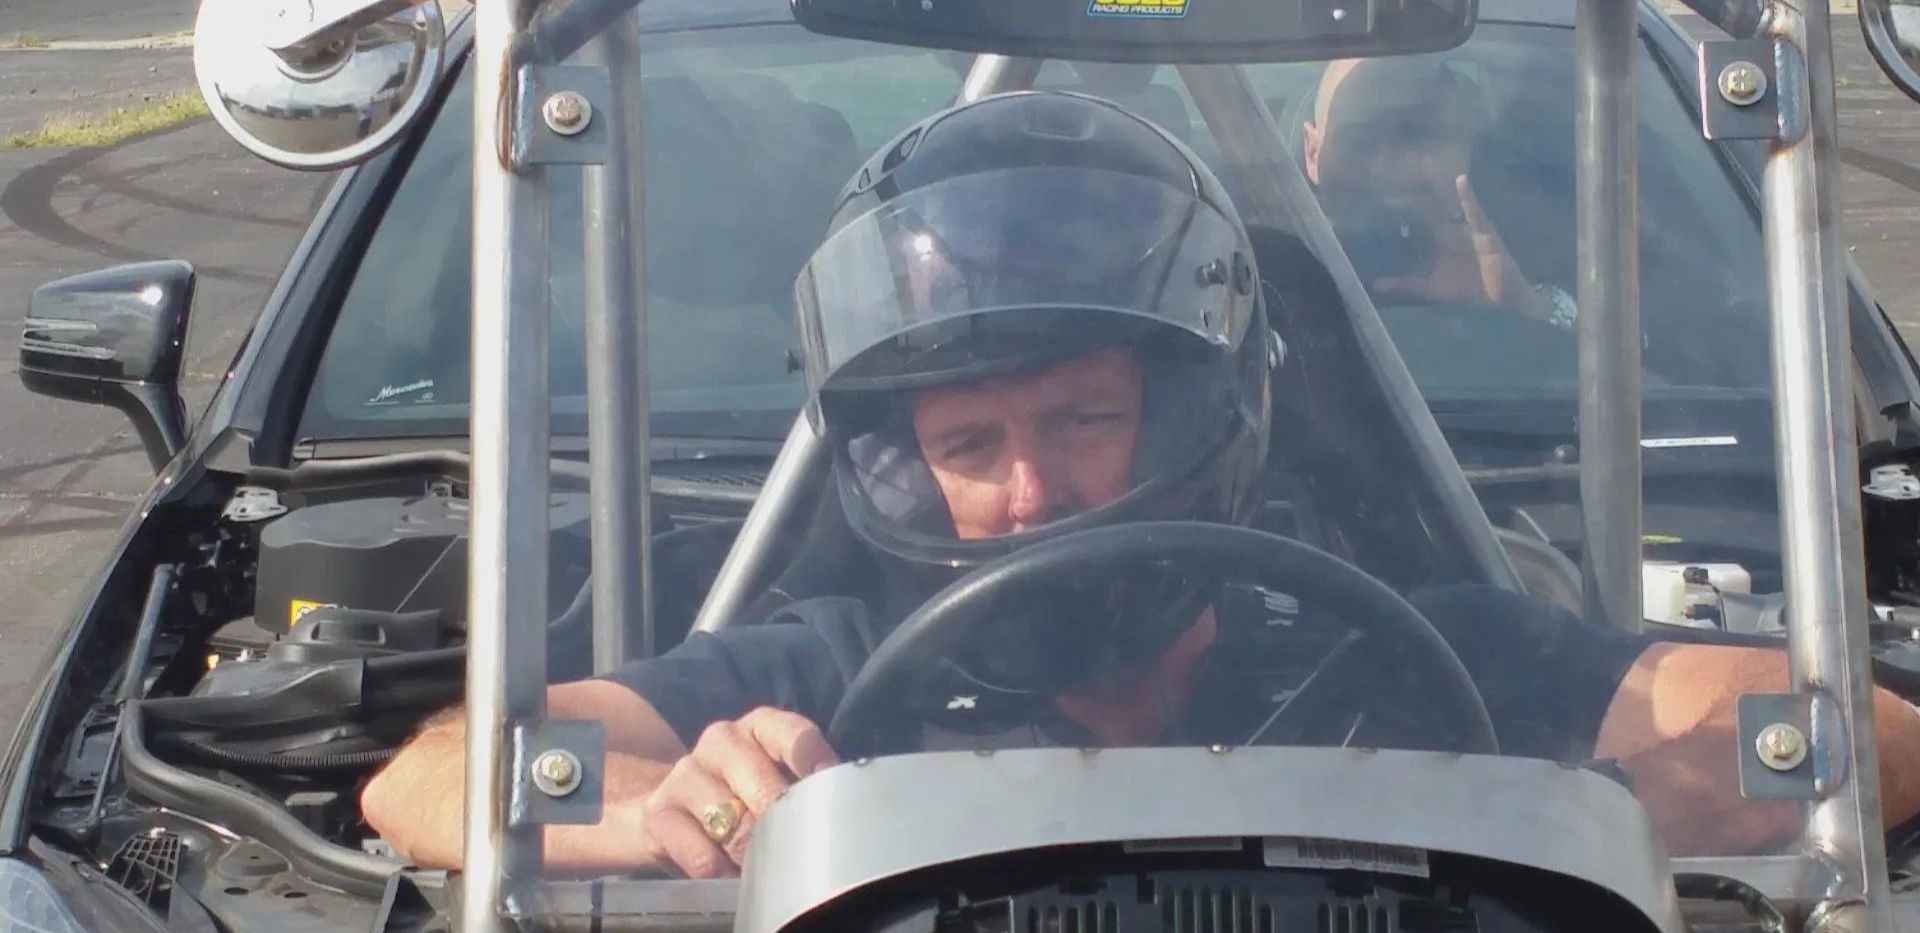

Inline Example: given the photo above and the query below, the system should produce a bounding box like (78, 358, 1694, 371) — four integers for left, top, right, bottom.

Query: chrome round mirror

(193, 0, 446, 170)
(1862, 0, 1920, 105)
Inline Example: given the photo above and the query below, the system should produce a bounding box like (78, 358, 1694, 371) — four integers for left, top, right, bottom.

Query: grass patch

(2, 32, 51, 49)
(4, 93, 210, 150)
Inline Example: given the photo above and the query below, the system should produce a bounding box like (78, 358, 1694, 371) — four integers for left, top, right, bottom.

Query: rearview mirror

(1863, 0, 1920, 105)
(193, 0, 446, 170)
(19, 261, 196, 473)
(790, 0, 1476, 64)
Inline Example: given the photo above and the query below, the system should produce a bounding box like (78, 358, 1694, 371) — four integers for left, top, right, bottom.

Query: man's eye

(942, 435, 990, 460)
(1068, 411, 1125, 429)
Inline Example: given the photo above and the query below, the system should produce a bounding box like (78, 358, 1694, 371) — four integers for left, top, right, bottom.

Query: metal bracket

(222, 486, 288, 523)
(1737, 693, 1817, 800)
(508, 719, 606, 827)
(517, 65, 613, 166)
(1864, 463, 1920, 500)
(1698, 40, 1781, 141)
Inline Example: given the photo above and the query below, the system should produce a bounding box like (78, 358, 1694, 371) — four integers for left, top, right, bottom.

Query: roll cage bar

(435, 0, 1891, 928)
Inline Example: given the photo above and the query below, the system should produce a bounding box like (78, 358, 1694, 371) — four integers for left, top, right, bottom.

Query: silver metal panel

(1574, 0, 1644, 633)
(1759, 2, 1894, 928)
(462, 0, 553, 928)
(1736, 692, 1817, 799)
(1670, 855, 1833, 906)
(736, 747, 1684, 933)
(523, 66, 614, 165)
(579, 11, 653, 666)
(1698, 40, 1782, 140)
(507, 879, 740, 931)
(508, 719, 606, 827)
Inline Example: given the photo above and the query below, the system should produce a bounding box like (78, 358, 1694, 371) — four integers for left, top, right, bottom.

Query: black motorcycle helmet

(792, 90, 1274, 716)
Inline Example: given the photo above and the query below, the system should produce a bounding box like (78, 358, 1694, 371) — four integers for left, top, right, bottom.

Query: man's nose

(1006, 457, 1054, 530)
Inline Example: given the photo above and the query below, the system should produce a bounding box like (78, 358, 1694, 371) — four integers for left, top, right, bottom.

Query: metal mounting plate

(509, 719, 607, 827)
(1736, 693, 1817, 800)
(520, 65, 613, 166)
(1698, 40, 1781, 141)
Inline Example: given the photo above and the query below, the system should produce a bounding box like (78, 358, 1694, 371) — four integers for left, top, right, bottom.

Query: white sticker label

(1263, 837, 1431, 878)
(1640, 435, 1738, 449)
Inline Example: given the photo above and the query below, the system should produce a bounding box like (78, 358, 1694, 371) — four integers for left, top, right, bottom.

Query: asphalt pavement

(3, 0, 196, 44)
(3, 10, 1920, 738)
(0, 0, 329, 728)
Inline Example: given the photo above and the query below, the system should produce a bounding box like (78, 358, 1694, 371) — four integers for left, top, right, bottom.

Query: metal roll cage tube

(457, 2, 1897, 931)
(1574, 0, 1644, 636)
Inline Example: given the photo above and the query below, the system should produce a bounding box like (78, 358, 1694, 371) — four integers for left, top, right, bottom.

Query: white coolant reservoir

(1642, 561, 1753, 628)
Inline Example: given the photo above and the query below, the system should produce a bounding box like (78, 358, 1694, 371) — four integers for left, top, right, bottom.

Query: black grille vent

(1024, 900, 1124, 933)
(1012, 881, 1398, 933)
(1159, 885, 1270, 933)
(1315, 900, 1394, 933)
(106, 829, 182, 912)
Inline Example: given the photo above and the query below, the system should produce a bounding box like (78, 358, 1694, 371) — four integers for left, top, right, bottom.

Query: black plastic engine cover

(252, 491, 591, 635)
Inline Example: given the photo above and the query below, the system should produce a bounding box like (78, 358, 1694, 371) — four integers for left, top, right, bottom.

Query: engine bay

(14, 457, 775, 931)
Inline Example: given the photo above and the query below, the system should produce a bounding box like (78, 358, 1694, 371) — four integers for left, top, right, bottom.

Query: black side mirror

(20, 261, 194, 472)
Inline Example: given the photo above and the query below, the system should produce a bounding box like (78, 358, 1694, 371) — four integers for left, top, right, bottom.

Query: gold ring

(699, 798, 745, 843)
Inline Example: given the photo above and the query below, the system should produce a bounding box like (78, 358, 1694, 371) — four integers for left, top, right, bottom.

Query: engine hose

(156, 736, 398, 774)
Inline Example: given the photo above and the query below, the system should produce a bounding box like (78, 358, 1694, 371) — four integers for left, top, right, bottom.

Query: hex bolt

(531, 749, 582, 797)
(1756, 722, 1808, 771)
(1718, 61, 1767, 107)
(542, 91, 592, 136)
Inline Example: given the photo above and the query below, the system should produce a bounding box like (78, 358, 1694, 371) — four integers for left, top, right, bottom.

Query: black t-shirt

(602, 582, 1653, 762)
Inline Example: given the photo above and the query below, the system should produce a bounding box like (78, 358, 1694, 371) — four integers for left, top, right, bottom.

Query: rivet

(1756, 722, 1807, 771)
(530, 749, 582, 797)
(542, 91, 591, 135)
(1718, 61, 1767, 107)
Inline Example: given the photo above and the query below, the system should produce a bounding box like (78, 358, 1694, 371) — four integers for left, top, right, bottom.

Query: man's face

(1303, 60, 1480, 280)
(909, 347, 1144, 539)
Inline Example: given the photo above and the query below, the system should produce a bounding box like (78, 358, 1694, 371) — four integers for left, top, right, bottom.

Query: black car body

(8, 0, 1920, 928)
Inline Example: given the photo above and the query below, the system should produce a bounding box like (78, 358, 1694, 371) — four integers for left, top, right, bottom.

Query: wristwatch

(1531, 282, 1579, 330)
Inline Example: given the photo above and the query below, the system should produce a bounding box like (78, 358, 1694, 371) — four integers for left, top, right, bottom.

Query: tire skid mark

(1841, 145, 1920, 195)
(0, 442, 142, 484)
(0, 427, 140, 541)
(0, 491, 140, 512)
(0, 119, 277, 286)
(75, 158, 307, 231)
(0, 513, 127, 541)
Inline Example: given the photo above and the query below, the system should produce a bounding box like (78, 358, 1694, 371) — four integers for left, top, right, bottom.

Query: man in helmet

(362, 90, 1920, 877)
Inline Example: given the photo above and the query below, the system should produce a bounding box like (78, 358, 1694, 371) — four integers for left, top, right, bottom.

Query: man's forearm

(362, 710, 678, 871)
(360, 680, 691, 871)
(1597, 642, 1920, 855)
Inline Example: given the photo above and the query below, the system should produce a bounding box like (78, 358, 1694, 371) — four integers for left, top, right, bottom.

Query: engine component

(194, 605, 445, 697)
(251, 490, 590, 635)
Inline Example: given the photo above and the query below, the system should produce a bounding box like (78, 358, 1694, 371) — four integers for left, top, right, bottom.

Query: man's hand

(1370, 175, 1557, 322)
(638, 707, 839, 878)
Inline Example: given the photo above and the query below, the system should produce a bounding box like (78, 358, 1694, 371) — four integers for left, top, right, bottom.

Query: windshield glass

(301, 20, 965, 443)
(314, 0, 1797, 867)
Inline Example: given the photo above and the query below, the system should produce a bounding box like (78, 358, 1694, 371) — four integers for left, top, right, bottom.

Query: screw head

(531, 749, 582, 797)
(542, 91, 591, 136)
(1718, 61, 1767, 107)
(1756, 722, 1808, 771)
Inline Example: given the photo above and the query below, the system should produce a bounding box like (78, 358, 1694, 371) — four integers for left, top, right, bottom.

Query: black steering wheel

(826, 521, 1498, 757)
